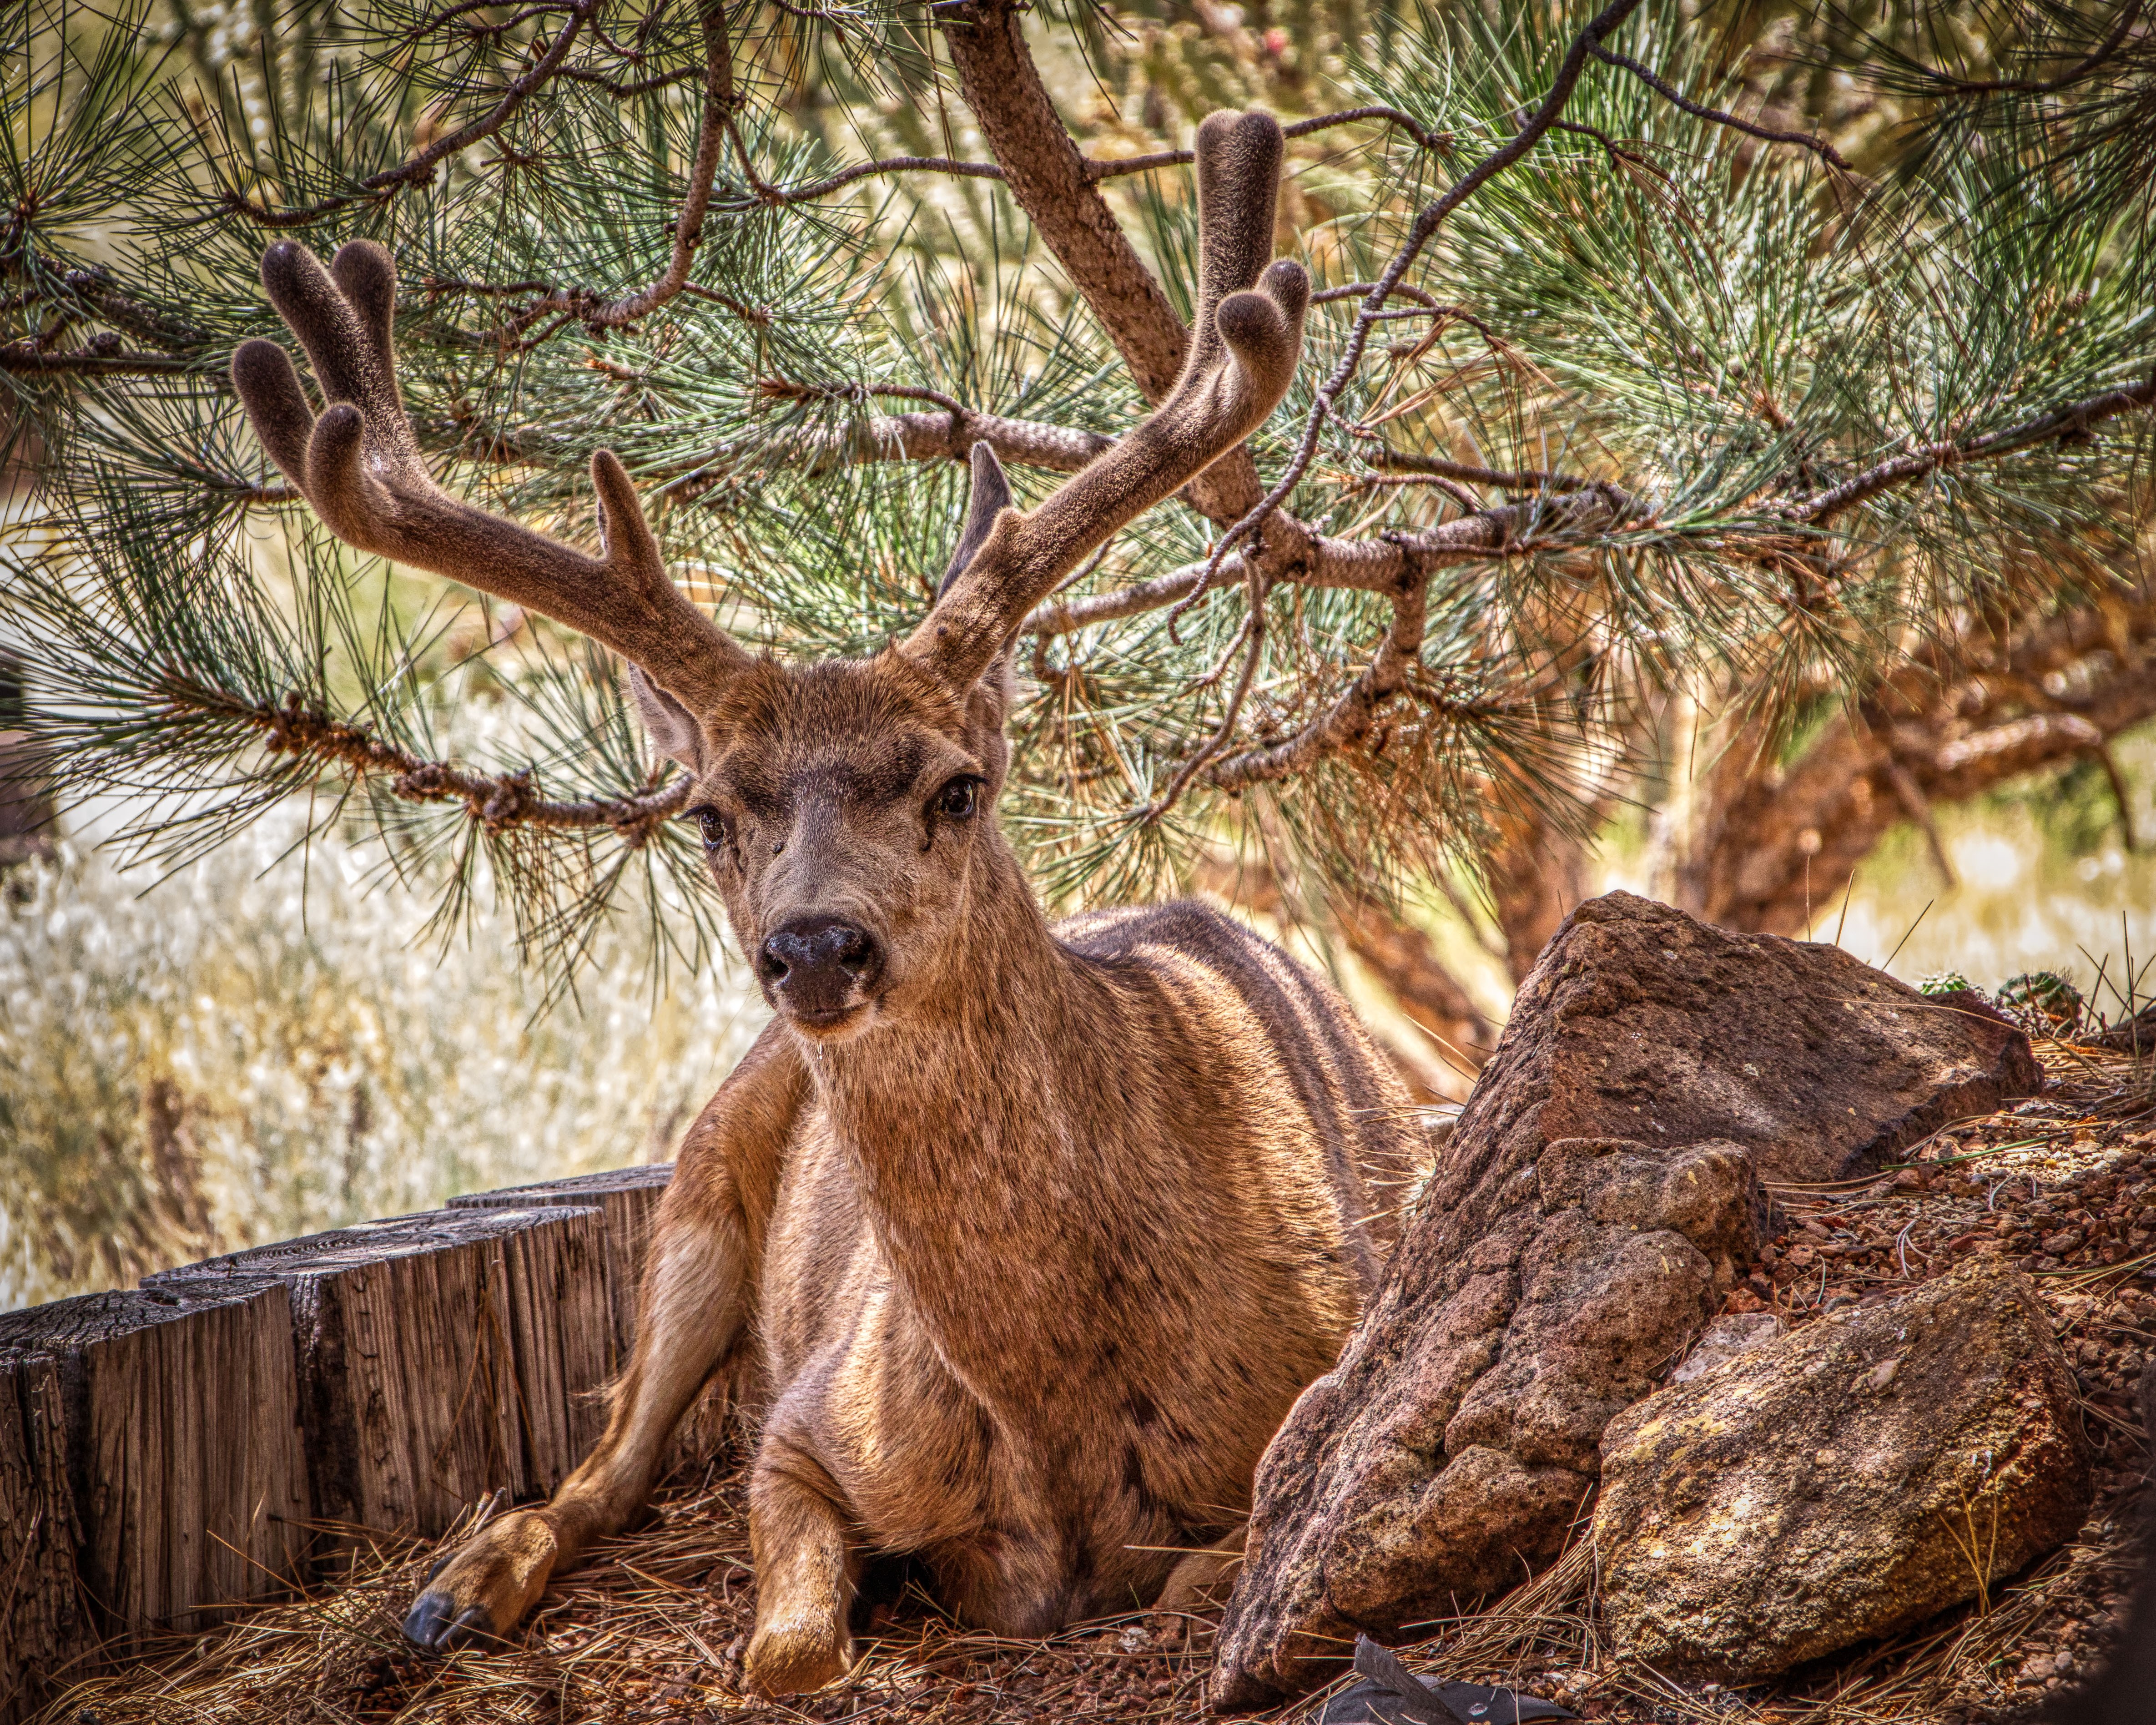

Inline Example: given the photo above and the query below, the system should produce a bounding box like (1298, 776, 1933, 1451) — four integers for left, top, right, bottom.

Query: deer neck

(803, 840, 1133, 1406)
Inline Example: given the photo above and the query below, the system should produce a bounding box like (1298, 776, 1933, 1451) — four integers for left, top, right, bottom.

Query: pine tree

(3, 0, 2150, 1022)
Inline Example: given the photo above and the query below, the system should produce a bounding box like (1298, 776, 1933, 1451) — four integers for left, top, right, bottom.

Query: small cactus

(1918, 971, 1975, 998)
(1997, 971, 2084, 1030)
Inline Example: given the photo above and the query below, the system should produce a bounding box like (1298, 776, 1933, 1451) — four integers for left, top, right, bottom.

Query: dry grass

(0, 811, 764, 1308)
(35, 1043, 2156, 1725)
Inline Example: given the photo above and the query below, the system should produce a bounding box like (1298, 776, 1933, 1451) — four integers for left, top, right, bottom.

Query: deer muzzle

(758, 915, 884, 1027)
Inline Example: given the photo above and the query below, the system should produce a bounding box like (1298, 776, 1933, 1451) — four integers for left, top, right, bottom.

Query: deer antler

(904, 110, 1308, 691)
(232, 241, 752, 712)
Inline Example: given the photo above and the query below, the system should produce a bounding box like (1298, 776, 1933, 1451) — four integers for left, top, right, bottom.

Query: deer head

(232, 110, 1307, 1040)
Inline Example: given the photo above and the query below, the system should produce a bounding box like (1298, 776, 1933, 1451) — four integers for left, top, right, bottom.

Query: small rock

(1593, 1260, 2090, 1683)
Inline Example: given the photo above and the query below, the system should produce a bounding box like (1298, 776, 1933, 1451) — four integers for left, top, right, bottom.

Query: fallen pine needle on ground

(38, 1042, 2156, 1725)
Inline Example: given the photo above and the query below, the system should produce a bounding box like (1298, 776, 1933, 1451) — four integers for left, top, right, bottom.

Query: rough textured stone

(1594, 1260, 2091, 1681)
(1211, 892, 2042, 1710)
(1670, 1311, 1784, 1383)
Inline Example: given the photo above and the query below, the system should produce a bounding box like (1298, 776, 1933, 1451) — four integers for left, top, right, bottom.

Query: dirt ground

(40, 1040, 2156, 1725)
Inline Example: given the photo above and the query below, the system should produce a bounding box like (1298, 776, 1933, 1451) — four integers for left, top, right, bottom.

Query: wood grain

(450, 1166, 672, 1373)
(448, 1166, 735, 1472)
(0, 1281, 308, 1719)
(0, 1343, 85, 1724)
(150, 1207, 610, 1544)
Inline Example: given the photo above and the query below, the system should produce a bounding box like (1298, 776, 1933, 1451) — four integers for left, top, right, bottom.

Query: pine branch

(1879, 0, 2144, 97)
(1790, 371, 2156, 524)
(1587, 44, 1851, 169)
(1367, 446, 1596, 493)
(556, 63, 700, 98)
(715, 151, 1007, 208)
(1180, 0, 1649, 613)
(0, 343, 198, 375)
(57, 269, 209, 354)
(191, 682, 691, 841)
(15, 0, 2154, 967)
(1206, 560, 1430, 795)
(216, 0, 602, 227)
(685, 393, 1112, 480)
(715, 105, 1455, 211)
(550, 0, 736, 328)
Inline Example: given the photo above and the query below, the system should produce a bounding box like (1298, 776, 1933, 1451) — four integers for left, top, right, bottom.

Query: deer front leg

(403, 1020, 806, 1649)
(743, 1438, 861, 1696)
(1155, 1522, 1248, 1615)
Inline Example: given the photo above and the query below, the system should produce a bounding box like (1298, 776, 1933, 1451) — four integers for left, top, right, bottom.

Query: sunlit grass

(0, 810, 765, 1310)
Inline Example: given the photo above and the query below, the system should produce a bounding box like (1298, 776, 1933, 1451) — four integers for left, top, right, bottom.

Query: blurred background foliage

(1, 0, 2152, 1300)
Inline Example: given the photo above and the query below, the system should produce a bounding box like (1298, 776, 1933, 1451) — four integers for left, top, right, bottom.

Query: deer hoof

(742, 1619, 854, 1695)
(400, 1508, 558, 1652)
(401, 1590, 499, 1650)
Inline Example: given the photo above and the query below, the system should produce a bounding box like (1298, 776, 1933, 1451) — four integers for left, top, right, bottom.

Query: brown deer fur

(232, 110, 1421, 1695)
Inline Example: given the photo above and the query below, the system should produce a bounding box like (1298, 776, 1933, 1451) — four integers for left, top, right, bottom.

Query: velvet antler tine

(1220, 259, 1309, 400)
(329, 241, 398, 354)
(304, 401, 374, 542)
(588, 452, 756, 683)
(590, 449, 668, 580)
(1190, 110, 1283, 355)
(232, 338, 316, 487)
(258, 242, 414, 461)
(235, 240, 751, 715)
(940, 444, 1014, 598)
(903, 109, 1308, 693)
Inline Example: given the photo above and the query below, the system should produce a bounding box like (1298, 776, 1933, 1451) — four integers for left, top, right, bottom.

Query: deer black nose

(758, 915, 882, 1016)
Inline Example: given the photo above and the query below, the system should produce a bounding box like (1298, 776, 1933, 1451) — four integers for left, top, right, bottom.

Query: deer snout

(759, 915, 883, 1021)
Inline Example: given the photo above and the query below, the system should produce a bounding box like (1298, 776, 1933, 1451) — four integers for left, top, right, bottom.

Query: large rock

(1594, 1260, 2090, 1680)
(1211, 892, 2042, 1709)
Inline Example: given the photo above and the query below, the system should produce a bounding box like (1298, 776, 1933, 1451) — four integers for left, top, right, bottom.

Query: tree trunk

(1487, 810, 1597, 986)
(1655, 599, 2156, 936)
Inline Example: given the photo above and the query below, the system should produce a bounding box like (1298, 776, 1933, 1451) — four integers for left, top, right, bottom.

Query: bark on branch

(170, 681, 690, 842)
(1790, 372, 2156, 524)
(1662, 597, 2156, 936)
(932, 0, 1265, 526)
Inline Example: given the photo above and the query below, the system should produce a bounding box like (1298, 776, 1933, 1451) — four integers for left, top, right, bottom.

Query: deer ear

(938, 442, 1013, 599)
(628, 664, 706, 773)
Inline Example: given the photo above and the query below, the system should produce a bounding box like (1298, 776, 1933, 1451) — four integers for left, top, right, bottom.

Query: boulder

(1594, 1260, 2090, 1681)
(1211, 892, 2042, 1710)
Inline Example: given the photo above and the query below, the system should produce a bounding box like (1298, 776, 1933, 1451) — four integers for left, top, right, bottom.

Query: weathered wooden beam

(148, 1206, 610, 1545)
(448, 1166, 735, 1471)
(0, 1342, 79, 1724)
(449, 1165, 672, 1373)
(0, 1281, 308, 1721)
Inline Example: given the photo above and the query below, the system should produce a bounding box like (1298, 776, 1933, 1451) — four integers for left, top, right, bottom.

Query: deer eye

(934, 777, 980, 822)
(692, 807, 729, 851)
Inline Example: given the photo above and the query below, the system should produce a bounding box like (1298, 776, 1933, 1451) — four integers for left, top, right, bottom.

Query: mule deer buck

(232, 109, 1420, 1695)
